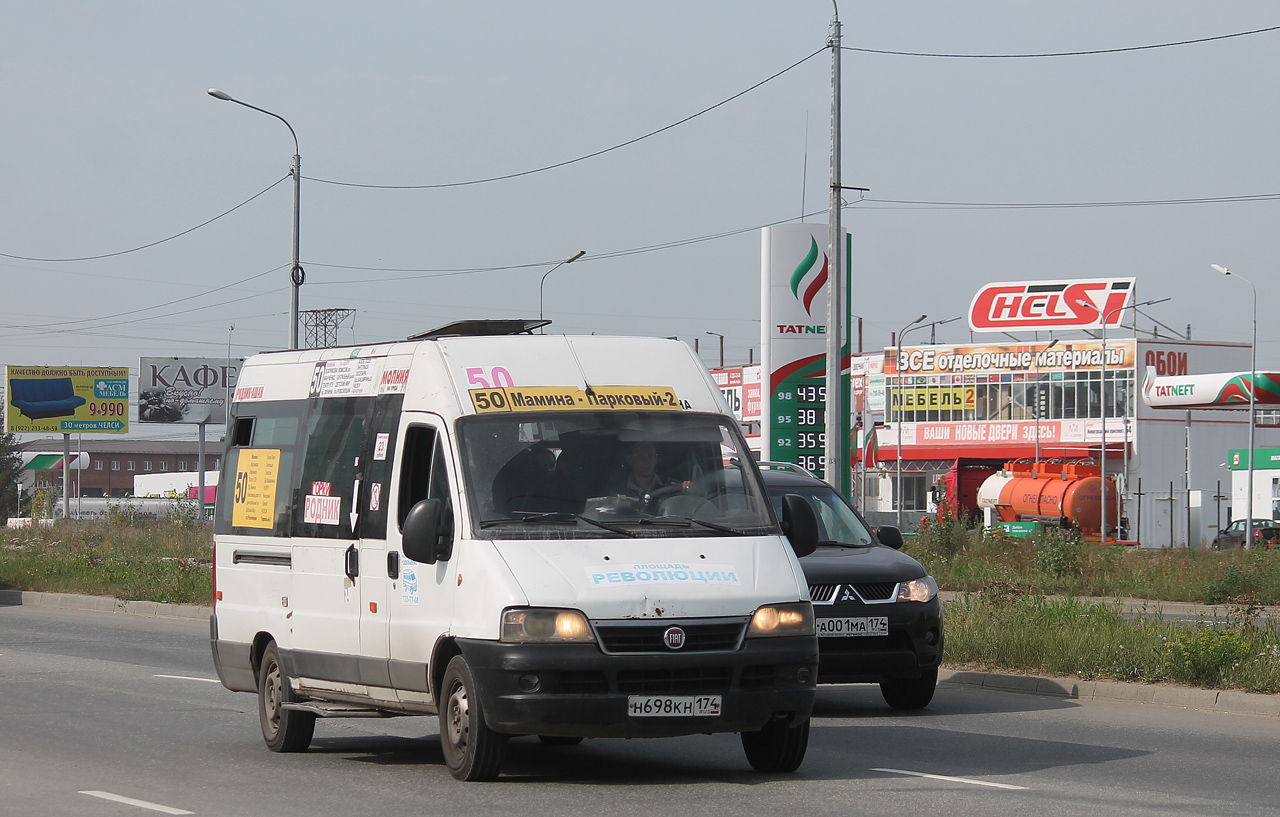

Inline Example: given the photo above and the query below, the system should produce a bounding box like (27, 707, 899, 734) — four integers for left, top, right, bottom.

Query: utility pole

(824, 5, 844, 494)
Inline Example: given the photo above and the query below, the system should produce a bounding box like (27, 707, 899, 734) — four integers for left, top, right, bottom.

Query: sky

(4, 1, 1280, 403)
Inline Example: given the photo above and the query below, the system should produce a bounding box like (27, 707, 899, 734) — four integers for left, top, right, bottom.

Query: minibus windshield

(458, 412, 777, 539)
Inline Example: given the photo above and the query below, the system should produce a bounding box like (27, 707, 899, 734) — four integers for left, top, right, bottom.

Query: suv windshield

(766, 480, 876, 547)
(457, 411, 776, 539)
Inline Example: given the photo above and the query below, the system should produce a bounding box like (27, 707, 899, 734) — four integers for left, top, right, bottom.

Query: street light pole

(538, 250, 586, 332)
(1035, 338, 1060, 466)
(1214, 265, 1257, 549)
(895, 314, 927, 529)
(706, 332, 725, 368)
(208, 89, 304, 350)
(1100, 296, 1170, 543)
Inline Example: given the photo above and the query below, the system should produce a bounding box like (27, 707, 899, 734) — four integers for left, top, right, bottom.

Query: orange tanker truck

(975, 458, 1118, 538)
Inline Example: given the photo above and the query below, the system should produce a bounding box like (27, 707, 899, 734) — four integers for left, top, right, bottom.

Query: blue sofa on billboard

(8, 377, 86, 420)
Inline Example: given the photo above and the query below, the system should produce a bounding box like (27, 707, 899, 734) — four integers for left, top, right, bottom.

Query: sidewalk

(938, 590, 1280, 622)
(2, 587, 1275, 717)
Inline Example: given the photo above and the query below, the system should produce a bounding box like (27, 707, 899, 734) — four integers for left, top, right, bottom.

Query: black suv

(760, 463, 944, 709)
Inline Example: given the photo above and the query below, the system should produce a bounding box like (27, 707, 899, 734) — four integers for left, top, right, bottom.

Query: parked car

(1212, 518, 1280, 549)
(758, 463, 943, 709)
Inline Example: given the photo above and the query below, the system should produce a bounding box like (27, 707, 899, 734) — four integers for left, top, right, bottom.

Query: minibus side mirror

(781, 494, 819, 558)
(876, 525, 904, 550)
(402, 499, 442, 564)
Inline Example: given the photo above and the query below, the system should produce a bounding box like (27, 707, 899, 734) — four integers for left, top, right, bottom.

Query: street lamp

(895, 314, 927, 529)
(1213, 264, 1257, 549)
(706, 332, 725, 368)
(924, 315, 963, 344)
(1100, 296, 1170, 543)
(1035, 338, 1059, 466)
(208, 89, 304, 350)
(538, 250, 586, 332)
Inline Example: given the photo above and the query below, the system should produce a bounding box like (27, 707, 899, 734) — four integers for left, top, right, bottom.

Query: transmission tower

(301, 308, 356, 349)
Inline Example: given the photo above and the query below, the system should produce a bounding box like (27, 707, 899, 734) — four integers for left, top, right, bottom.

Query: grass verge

(909, 517, 1280, 605)
(945, 587, 1280, 693)
(0, 517, 212, 605)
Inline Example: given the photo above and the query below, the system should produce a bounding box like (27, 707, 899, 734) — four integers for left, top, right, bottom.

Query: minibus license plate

(627, 695, 721, 717)
(817, 616, 889, 637)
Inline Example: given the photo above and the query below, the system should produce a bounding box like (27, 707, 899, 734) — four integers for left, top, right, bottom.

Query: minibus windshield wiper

(639, 515, 747, 536)
(480, 512, 636, 537)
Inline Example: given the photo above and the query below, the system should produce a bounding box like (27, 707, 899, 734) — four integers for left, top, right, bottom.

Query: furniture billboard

(4, 366, 129, 434)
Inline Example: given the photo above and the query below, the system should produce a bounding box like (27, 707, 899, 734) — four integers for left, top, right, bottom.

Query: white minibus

(210, 322, 819, 780)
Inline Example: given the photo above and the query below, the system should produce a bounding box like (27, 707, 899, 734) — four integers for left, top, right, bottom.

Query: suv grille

(594, 619, 746, 654)
(809, 584, 839, 602)
(852, 582, 897, 602)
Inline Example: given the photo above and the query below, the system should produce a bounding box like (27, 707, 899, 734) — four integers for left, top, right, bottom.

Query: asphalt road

(1, 603, 1277, 817)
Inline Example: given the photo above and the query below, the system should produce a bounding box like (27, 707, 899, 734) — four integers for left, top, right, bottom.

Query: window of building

(178, 461, 188, 472)
(127, 461, 136, 471)
(159, 461, 169, 472)
(111, 461, 120, 471)
(894, 474, 928, 512)
(144, 461, 153, 471)
(94, 460, 104, 471)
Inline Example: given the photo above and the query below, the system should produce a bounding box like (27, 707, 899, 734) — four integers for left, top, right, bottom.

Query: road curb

(940, 668, 1280, 718)
(0, 588, 211, 621)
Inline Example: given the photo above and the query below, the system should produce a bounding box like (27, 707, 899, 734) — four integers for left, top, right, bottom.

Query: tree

(0, 432, 21, 524)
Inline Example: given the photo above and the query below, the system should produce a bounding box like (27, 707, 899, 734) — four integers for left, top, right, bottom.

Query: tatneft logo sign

(969, 278, 1135, 332)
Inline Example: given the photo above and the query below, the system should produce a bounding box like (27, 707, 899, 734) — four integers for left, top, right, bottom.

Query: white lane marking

(80, 790, 194, 814)
(871, 768, 1029, 790)
(154, 674, 220, 683)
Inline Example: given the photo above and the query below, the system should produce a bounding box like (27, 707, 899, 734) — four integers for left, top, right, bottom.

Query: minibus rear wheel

(258, 642, 315, 752)
(741, 717, 809, 772)
(439, 656, 508, 781)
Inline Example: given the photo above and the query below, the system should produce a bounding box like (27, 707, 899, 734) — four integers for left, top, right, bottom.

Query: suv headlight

(500, 608, 595, 643)
(748, 602, 815, 637)
(897, 576, 939, 603)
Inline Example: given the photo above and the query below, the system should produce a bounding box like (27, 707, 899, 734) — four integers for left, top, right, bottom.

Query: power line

(0, 176, 289, 262)
(855, 193, 1280, 210)
(843, 24, 1280, 58)
(303, 48, 827, 190)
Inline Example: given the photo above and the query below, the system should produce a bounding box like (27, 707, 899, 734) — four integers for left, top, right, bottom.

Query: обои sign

(969, 278, 1135, 332)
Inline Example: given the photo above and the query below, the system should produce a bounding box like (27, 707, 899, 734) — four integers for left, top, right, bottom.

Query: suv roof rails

(408, 319, 550, 340)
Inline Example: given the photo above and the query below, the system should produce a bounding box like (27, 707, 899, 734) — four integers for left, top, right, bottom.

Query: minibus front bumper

(457, 635, 818, 738)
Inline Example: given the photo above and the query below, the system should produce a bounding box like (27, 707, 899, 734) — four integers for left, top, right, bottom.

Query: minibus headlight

(897, 576, 939, 603)
(500, 608, 595, 643)
(748, 602, 815, 637)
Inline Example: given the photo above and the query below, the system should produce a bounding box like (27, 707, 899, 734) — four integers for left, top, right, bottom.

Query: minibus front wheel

(741, 717, 809, 773)
(439, 656, 508, 781)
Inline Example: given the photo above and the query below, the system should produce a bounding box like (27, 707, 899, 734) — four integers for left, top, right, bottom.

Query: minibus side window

(359, 394, 403, 539)
(398, 426, 454, 553)
(294, 398, 372, 539)
(214, 401, 305, 537)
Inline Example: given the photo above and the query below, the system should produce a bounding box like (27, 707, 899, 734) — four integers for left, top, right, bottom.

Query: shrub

(1032, 527, 1084, 580)
(1164, 622, 1254, 687)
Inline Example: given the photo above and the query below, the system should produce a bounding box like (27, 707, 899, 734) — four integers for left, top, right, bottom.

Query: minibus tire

(258, 642, 316, 753)
(537, 735, 584, 746)
(741, 718, 809, 773)
(439, 656, 507, 781)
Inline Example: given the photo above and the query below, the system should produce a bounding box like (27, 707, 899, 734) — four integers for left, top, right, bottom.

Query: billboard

(968, 278, 1135, 333)
(760, 224, 850, 482)
(1142, 370, 1280, 410)
(139, 357, 242, 424)
(887, 340, 1134, 375)
(4, 366, 129, 434)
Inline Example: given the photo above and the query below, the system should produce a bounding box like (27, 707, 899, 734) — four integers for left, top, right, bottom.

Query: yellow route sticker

(468, 385, 683, 413)
(231, 448, 281, 529)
